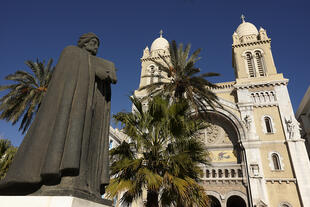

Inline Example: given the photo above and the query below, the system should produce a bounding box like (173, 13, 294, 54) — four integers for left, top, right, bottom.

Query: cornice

(253, 103, 278, 108)
(109, 126, 128, 144)
(265, 178, 296, 184)
(141, 55, 170, 62)
(232, 39, 271, 48)
(234, 79, 288, 89)
(212, 81, 236, 90)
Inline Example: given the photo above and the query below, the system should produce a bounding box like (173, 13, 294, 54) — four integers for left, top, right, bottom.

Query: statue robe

(0, 46, 117, 199)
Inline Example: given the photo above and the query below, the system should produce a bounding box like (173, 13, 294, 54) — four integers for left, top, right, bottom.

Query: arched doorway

(226, 195, 246, 207)
(209, 195, 221, 207)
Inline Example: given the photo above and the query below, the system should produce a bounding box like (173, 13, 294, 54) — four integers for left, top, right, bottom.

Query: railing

(201, 165, 244, 181)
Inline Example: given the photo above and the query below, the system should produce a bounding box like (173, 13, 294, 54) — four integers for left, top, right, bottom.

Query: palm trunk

(146, 190, 159, 207)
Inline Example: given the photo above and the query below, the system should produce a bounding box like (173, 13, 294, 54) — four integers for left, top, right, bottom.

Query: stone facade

(296, 86, 310, 160)
(110, 18, 310, 207)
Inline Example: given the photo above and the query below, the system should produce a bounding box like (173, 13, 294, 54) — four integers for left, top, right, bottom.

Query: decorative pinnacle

(160, 29, 163, 37)
(241, 14, 246, 23)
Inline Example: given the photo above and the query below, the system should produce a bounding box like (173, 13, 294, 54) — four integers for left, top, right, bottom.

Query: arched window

(109, 139, 113, 149)
(231, 169, 236, 178)
(261, 92, 266, 102)
(279, 202, 292, 207)
(272, 153, 281, 170)
(225, 169, 229, 177)
(212, 169, 216, 178)
(149, 65, 155, 84)
(264, 117, 273, 133)
(255, 51, 265, 76)
(218, 169, 223, 178)
(270, 91, 277, 101)
(206, 169, 210, 178)
(251, 93, 256, 103)
(266, 92, 271, 102)
(246, 52, 255, 77)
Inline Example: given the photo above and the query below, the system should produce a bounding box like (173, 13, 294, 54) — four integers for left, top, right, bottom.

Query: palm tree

(0, 59, 54, 134)
(139, 40, 221, 114)
(0, 139, 17, 180)
(106, 95, 210, 207)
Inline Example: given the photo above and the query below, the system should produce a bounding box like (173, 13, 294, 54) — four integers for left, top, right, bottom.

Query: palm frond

(107, 95, 209, 206)
(0, 59, 54, 134)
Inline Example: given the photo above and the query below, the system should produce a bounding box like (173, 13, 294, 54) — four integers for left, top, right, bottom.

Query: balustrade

(202, 166, 244, 181)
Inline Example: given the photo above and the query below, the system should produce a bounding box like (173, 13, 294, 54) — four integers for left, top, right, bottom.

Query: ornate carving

(243, 115, 252, 131)
(285, 116, 301, 139)
(202, 123, 232, 145)
(205, 125, 220, 144)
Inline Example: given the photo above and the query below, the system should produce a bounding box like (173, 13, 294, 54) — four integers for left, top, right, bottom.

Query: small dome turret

(150, 30, 169, 52)
(235, 15, 258, 37)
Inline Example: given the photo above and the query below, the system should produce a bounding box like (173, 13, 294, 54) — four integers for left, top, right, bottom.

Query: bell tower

(134, 30, 170, 98)
(232, 15, 278, 81)
(232, 15, 310, 207)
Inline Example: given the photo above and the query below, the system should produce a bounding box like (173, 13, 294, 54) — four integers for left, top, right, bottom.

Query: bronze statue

(0, 33, 117, 203)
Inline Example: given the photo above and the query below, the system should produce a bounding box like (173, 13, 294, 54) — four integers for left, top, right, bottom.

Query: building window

(212, 169, 216, 178)
(149, 65, 155, 84)
(206, 169, 210, 178)
(269, 152, 284, 171)
(255, 51, 265, 76)
(231, 169, 236, 178)
(272, 153, 281, 170)
(246, 52, 255, 77)
(264, 117, 273, 133)
(225, 169, 229, 177)
(109, 140, 113, 149)
(279, 202, 292, 207)
(218, 169, 223, 178)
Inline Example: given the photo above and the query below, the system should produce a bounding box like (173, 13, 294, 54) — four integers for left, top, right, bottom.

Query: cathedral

(110, 17, 310, 207)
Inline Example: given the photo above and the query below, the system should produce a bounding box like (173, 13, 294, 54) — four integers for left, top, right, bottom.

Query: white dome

(150, 36, 169, 51)
(236, 21, 258, 37)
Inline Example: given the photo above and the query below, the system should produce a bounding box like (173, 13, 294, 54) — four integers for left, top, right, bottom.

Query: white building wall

(275, 84, 310, 207)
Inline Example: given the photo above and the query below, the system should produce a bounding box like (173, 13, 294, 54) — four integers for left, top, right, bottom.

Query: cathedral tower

(231, 15, 310, 207)
(134, 30, 170, 99)
(232, 15, 278, 80)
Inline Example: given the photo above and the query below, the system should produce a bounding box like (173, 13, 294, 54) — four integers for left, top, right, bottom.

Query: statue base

(0, 196, 112, 207)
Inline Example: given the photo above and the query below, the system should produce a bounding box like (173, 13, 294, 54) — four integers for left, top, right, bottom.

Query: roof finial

(160, 29, 163, 37)
(241, 14, 246, 23)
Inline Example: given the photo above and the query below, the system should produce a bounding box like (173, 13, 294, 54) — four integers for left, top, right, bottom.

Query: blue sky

(1, 0, 309, 146)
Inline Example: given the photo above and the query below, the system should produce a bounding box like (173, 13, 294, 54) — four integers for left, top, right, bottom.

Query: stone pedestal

(0, 196, 112, 207)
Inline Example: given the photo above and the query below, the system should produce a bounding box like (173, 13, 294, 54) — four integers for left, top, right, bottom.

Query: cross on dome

(235, 14, 259, 37)
(241, 14, 246, 23)
(150, 30, 169, 51)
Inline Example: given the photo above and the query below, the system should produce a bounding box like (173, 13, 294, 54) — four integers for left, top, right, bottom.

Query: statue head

(77, 32, 100, 56)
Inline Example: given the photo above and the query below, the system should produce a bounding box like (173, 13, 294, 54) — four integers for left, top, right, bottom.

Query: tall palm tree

(0, 139, 17, 180)
(106, 95, 210, 207)
(0, 59, 54, 134)
(139, 40, 221, 114)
